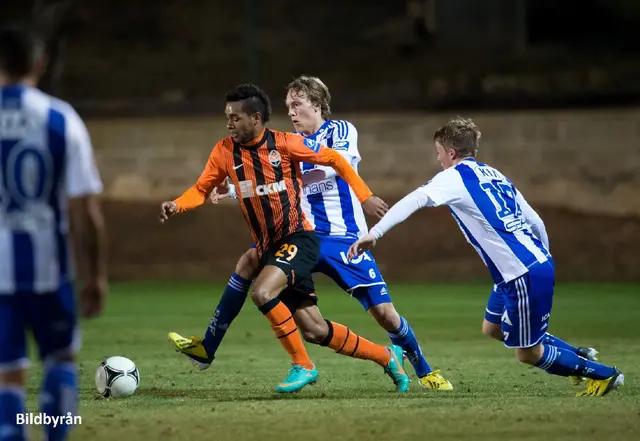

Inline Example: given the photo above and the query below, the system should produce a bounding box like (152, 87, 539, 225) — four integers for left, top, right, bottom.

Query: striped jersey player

(0, 26, 107, 441)
(168, 76, 452, 392)
(348, 117, 624, 398)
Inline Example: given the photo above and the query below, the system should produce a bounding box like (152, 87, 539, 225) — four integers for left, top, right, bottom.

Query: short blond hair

(287, 75, 331, 119)
(433, 117, 481, 158)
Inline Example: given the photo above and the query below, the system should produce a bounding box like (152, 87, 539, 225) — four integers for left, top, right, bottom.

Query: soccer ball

(95, 356, 140, 398)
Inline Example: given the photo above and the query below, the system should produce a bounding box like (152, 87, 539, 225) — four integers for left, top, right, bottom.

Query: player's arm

(515, 191, 550, 250)
(303, 121, 360, 184)
(347, 170, 462, 260)
(65, 110, 108, 318)
(285, 133, 387, 217)
(160, 144, 228, 219)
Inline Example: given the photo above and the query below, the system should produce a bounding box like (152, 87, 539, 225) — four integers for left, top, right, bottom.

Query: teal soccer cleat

(275, 364, 319, 393)
(384, 345, 410, 392)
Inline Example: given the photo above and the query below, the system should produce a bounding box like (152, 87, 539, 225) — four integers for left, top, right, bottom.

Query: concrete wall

(87, 109, 640, 282)
(90, 109, 640, 217)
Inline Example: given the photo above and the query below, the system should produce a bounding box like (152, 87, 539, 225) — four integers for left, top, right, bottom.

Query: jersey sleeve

(173, 142, 227, 213)
(285, 132, 372, 202)
(311, 121, 361, 180)
(416, 169, 465, 207)
(515, 190, 550, 250)
(64, 109, 103, 198)
(369, 188, 432, 240)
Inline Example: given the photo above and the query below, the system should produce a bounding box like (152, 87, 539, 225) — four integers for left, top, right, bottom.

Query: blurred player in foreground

(159, 84, 409, 393)
(0, 26, 107, 441)
(347, 117, 624, 397)
(169, 75, 452, 391)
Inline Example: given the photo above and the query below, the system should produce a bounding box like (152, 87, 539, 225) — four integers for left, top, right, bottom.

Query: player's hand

(347, 233, 377, 261)
(210, 178, 233, 204)
(159, 201, 177, 223)
(302, 169, 326, 185)
(80, 278, 108, 318)
(362, 196, 388, 219)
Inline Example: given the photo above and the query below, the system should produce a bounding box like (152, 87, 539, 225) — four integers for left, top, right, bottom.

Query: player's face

(285, 89, 320, 135)
(225, 101, 260, 144)
(435, 140, 455, 170)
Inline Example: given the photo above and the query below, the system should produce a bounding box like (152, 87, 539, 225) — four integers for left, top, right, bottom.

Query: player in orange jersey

(159, 84, 409, 393)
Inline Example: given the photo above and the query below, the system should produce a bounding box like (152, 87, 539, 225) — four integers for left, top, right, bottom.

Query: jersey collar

(235, 128, 268, 149)
(306, 120, 331, 141)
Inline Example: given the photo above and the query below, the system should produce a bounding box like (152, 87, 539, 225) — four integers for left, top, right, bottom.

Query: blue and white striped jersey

(0, 85, 103, 294)
(419, 158, 550, 285)
(300, 119, 367, 238)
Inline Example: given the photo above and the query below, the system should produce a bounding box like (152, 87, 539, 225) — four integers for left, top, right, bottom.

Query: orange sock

(259, 298, 314, 370)
(323, 321, 391, 367)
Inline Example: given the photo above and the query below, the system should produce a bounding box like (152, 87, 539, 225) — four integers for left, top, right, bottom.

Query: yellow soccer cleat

(576, 369, 624, 397)
(167, 332, 212, 370)
(418, 370, 453, 391)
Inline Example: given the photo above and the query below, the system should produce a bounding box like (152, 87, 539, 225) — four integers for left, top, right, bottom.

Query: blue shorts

(484, 260, 555, 348)
(0, 283, 80, 372)
(313, 235, 391, 310)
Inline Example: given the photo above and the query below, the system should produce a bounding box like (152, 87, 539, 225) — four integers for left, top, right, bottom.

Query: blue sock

(0, 386, 26, 441)
(535, 344, 616, 379)
(542, 333, 580, 353)
(388, 316, 432, 377)
(41, 362, 78, 441)
(202, 273, 251, 358)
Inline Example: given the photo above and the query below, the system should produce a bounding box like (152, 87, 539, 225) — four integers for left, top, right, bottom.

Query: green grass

(23, 283, 640, 441)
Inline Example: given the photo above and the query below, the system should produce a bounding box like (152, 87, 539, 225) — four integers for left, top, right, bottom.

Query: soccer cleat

(167, 332, 213, 370)
(576, 368, 624, 397)
(275, 364, 318, 393)
(569, 347, 599, 386)
(419, 370, 453, 391)
(383, 345, 410, 393)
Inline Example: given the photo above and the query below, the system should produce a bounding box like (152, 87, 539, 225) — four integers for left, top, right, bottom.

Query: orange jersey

(173, 129, 373, 255)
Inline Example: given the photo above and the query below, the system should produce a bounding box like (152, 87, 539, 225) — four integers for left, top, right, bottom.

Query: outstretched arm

(346, 169, 462, 260)
(347, 189, 433, 260)
(159, 143, 227, 222)
(285, 133, 387, 218)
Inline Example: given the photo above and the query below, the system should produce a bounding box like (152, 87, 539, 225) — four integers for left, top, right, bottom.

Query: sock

(542, 333, 581, 354)
(0, 386, 26, 441)
(320, 320, 391, 367)
(535, 344, 616, 380)
(41, 362, 78, 441)
(388, 316, 432, 377)
(202, 273, 251, 358)
(258, 298, 314, 370)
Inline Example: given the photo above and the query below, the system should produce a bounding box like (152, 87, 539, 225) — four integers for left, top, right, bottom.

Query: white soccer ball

(95, 356, 140, 398)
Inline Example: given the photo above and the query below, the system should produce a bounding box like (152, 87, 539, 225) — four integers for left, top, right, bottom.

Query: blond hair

(433, 117, 481, 158)
(286, 75, 331, 119)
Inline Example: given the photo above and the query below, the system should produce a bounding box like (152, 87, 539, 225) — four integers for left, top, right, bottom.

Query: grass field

(23, 282, 640, 441)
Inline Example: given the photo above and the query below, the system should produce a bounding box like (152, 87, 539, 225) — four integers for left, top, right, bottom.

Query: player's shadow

(137, 386, 425, 402)
(135, 387, 203, 398)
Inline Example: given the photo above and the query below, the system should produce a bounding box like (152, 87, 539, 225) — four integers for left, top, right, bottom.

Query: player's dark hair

(433, 117, 481, 158)
(0, 25, 43, 78)
(225, 84, 272, 123)
(287, 75, 331, 119)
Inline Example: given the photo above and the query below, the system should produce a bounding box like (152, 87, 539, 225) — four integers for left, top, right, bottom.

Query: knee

(0, 368, 27, 387)
(298, 318, 329, 345)
(482, 320, 504, 341)
(515, 345, 543, 365)
(250, 283, 274, 306)
(236, 248, 260, 280)
(301, 325, 328, 345)
(369, 304, 401, 332)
